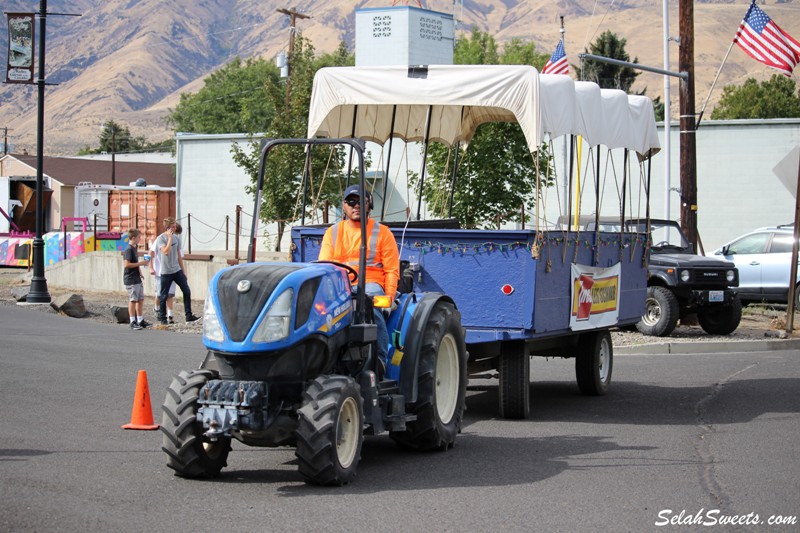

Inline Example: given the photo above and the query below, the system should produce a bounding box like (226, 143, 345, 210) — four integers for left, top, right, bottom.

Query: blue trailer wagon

(290, 65, 661, 418)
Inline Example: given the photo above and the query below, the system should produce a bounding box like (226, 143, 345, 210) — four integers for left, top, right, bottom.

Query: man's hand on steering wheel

(312, 260, 359, 283)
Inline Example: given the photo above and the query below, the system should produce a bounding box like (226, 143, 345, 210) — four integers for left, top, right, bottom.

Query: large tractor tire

(390, 301, 467, 451)
(637, 286, 680, 337)
(498, 340, 530, 419)
(698, 298, 742, 335)
(575, 330, 613, 396)
(161, 369, 231, 478)
(295, 375, 364, 486)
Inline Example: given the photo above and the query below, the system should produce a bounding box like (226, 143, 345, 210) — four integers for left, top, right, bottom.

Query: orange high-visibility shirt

(319, 218, 400, 296)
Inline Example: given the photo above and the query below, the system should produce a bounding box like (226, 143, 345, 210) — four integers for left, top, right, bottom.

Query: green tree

(77, 120, 147, 155)
(229, 38, 355, 251)
(167, 57, 281, 134)
(417, 29, 552, 228)
(711, 75, 800, 119)
(577, 30, 639, 91)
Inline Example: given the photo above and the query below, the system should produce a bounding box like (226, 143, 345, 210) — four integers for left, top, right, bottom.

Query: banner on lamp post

(6, 13, 35, 84)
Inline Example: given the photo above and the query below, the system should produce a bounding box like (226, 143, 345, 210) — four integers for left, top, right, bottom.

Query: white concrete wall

(176, 133, 267, 252)
(42, 250, 286, 301)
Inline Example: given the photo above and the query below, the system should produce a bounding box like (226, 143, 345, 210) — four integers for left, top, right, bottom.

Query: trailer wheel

(161, 369, 231, 478)
(575, 330, 613, 396)
(295, 375, 364, 486)
(390, 301, 467, 451)
(698, 298, 742, 335)
(637, 286, 679, 337)
(498, 340, 530, 419)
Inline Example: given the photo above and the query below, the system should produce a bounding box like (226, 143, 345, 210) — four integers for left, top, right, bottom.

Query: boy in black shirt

(123, 229, 151, 330)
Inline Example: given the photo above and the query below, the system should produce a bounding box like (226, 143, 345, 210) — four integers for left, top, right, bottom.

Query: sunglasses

(344, 197, 362, 207)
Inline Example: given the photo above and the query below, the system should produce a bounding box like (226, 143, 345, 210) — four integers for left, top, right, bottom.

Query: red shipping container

(108, 188, 175, 250)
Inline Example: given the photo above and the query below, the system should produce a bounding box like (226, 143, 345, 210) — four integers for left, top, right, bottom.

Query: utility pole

(111, 127, 116, 186)
(2, 127, 11, 154)
(277, 7, 310, 109)
(679, 0, 698, 252)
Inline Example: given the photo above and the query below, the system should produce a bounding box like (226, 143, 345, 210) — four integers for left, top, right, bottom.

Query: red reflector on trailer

(501, 284, 514, 295)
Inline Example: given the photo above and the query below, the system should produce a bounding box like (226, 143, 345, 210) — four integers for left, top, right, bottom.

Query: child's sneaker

(130, 322, 143, 330)
(138, 319, 152, 328)
(186, 314, 201, 323)
(167, 316, 174, 325)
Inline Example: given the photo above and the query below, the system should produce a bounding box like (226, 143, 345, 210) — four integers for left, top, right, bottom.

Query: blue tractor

(160, 139, 468, 486)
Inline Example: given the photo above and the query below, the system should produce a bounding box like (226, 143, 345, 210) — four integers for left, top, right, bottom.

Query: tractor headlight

(726, 270, 735, 283)
(203, 296, 224, 342)
(680, 270, 690, 282)
(253, 288, 294, 343)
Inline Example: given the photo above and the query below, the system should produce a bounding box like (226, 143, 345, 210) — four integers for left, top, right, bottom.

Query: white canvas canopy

(307, 65, 661, 159)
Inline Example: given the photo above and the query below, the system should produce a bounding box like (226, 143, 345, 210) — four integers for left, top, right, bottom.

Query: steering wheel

(313, 260, 358, 283)
(653, 240, 671, 247)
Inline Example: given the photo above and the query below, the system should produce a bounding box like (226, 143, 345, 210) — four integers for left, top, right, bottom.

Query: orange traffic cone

(122, 369, 160, 430)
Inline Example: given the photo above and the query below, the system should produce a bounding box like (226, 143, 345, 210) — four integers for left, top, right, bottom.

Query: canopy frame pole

(345, 105, 359, 190)
(593, 147, 601, 266)
(447, 107, 465, 218)
(448, 143, 460, 218)
(380, 105, 398, 221)
(620, 149, 629, 262)
(564, 135, 576, 264)
(300, 145, 313, 225)
(416, 105, 433, 221)
(643, 156, 653, 266)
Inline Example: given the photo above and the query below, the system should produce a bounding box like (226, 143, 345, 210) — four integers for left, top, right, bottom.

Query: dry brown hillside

(2, 0, 799, 155)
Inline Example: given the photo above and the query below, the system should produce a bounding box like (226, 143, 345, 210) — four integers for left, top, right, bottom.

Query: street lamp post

(27, 0, 51, 304)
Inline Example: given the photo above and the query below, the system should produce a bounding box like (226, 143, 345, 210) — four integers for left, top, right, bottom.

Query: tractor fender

(393, 292, 456, 404)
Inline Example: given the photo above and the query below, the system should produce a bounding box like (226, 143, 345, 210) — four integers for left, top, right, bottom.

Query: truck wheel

(295, 375, 364, 486)
(637, 286, 679, 337)
(698, 298, 742, 335)
(575, 330, 613, 396)
(498, 340, 530, 419)
(390, 301, 467, 451)
(161, 369, 231, 478)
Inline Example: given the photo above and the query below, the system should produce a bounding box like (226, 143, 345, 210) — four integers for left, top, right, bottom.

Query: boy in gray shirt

(155, 217, 200, 325)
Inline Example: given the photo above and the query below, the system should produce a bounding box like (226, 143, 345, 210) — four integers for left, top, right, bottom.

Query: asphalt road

(1, 305, 798, 532)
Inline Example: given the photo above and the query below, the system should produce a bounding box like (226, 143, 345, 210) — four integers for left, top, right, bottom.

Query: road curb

(616, 337, 800, 355)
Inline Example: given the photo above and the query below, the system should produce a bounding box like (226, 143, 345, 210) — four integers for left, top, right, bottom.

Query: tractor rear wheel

(161, 369, 231, 478)
(390, 301, 467, 451)
(295, 375, 364, 486)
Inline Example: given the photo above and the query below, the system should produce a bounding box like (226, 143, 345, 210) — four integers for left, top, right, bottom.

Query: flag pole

(698, 1, 758, 128)
(696, 40, 737, 128)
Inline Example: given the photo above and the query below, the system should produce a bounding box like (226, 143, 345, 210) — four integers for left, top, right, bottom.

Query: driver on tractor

(319, 185, 400, 368)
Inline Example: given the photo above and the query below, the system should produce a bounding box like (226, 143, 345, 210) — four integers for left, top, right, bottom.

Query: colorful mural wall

(0, 231, 128, 267)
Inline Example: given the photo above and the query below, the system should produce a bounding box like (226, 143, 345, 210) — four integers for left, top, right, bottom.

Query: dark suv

(629, 219, 741, 337)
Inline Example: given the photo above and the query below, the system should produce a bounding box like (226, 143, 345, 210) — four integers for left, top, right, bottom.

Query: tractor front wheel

(295, 375, 364, 486)
(161, 369, 231, 478)
(390, 301, 467, 451)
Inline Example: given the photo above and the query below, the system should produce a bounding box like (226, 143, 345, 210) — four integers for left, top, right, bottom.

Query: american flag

(542, 39, 569, 75)
(734, 2, 800, 76)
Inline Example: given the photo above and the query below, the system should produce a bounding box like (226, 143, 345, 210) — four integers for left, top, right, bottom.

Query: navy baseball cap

(343, 185, 367, 199)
